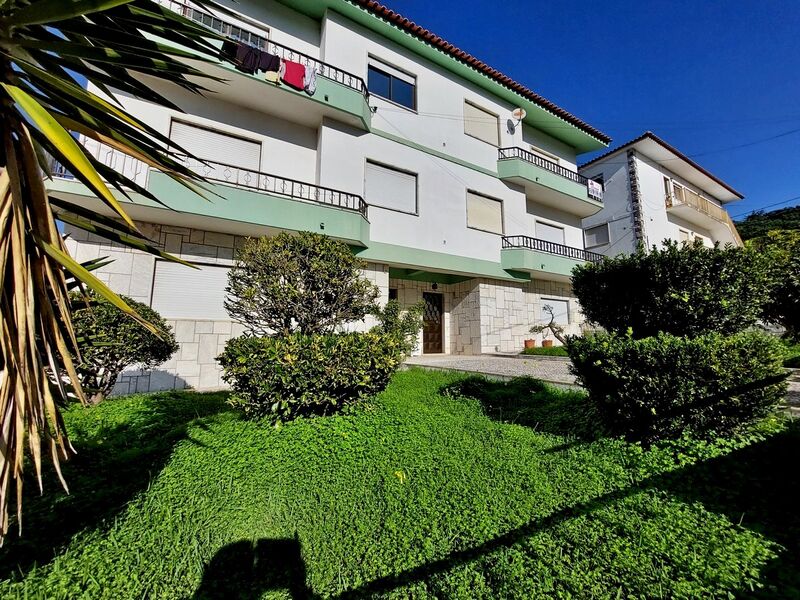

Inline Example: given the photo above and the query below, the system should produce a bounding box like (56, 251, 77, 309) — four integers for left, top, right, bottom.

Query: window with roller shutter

(150, 260, 230, 321)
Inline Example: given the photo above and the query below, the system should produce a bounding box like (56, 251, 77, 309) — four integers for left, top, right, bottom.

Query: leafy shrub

(71, 292, 178, 403)
(568, 330, 787, 443)
(218, 332, 405, 421)
(370, 299, 423, 355)
(748, 230, 800, 342)
(572, 240, 772, 338)
(225, 232, 379, 336)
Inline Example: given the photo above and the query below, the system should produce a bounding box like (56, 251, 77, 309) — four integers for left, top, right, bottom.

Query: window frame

(364, 159, 419, 216)
(529, 144, 561, 165)
(366, 57, 417, 111)
(540, 298, 570, 325)
(465, 190, 504, 236)
(463, 99, 500, 147)
(534, 219, 566, 245)
(584, 222, 610, 249)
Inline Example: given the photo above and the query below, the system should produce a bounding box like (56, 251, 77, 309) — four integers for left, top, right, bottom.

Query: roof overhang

(279, 0, 610, 153)
(580, 132, 743, 203)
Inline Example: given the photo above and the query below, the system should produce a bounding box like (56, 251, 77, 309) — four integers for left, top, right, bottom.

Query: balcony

(153, 0, 372, 130)
(497, 147, 603, 217)
(47, 139, 370, 246)
(665, 189, 743, 247)
(501, 235, 602, 279)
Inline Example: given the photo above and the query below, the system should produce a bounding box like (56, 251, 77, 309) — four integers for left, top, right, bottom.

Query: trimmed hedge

(571, 241, 771, 337)
(569, 330, 787, 443)
(218, 332, 405, 421)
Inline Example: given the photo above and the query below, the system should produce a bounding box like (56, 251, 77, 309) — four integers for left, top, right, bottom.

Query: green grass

(0, 369, 797, 599)
(520, 345, 569, 357)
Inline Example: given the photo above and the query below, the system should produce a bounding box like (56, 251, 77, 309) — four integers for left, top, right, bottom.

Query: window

(530, 144, 560, 165)
(466, 191, 503, 234)
(540, 299, 569, 325)
(367, 59, 416, 110)
(169, 120, 261, 174)
(678, 229, 690, 243)
(151, 261, 230, 320)
(584, 223, 610, 248)
(365, 161, 418, 214)
(183, 7, 268, 50)
(535, 221, 565, 245)
(388, 288, 398, 301)
(672, 181, 686, 203)
(463, 101, 499, 146)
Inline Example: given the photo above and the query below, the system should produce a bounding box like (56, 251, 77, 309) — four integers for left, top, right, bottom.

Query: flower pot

(542, 340, 554, 348)
(524, 339, 536, 349)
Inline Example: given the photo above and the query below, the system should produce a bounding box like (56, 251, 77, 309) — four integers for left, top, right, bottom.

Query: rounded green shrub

(568, 330, 787, 443)
(71, 292, 179, 403)
(218, 332, 406, 421)
(571, 240, 772, 338)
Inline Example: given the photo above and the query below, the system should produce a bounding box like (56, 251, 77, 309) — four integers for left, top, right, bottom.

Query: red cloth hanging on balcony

(280, 59, 306, 90)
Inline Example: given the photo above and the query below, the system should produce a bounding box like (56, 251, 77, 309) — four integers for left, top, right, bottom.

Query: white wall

(580, 157, 637, 255)
(320, 10, 578, 172)
(219, 0, 321, 57)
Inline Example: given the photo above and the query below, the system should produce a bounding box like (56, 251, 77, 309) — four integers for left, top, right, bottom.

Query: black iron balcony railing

(158, 0, 369, 99)
(498, 147, 590, 187)
(177, 155, 368, 217)
(502, 235, 603, 263)
(49, 137, 368, 218)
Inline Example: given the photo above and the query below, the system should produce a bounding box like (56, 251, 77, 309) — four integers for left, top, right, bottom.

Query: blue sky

(386, 0, 800, 219)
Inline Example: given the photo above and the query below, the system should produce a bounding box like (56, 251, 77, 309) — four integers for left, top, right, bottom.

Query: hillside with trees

(736, 205, 800, 240)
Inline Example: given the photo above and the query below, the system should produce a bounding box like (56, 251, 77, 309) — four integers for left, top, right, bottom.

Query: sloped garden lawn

(0, 368, 797, 599)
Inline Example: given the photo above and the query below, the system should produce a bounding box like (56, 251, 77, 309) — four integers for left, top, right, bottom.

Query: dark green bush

(572, 240, 772, 338)
(71, 292, 178, 403)
(218, 332, 405, 421)
(369, 299, 423, 355)
(569, 330, 787, 443)
(520, 346, 569, 357)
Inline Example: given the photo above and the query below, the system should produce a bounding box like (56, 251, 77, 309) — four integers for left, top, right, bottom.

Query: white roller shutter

(169, 120, 261, 170)
(584, 223, 609, 248)
(365, 161, 417, 213)
(464, 101, 499, 146)
(535, 221, 565, 244)
(151, 261, 230, 320)
(466, 191, 503, 234)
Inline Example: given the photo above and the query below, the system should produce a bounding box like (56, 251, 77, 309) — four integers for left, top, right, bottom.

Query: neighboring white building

(579, 131, 743, 256)
(48, 0, 612, 393)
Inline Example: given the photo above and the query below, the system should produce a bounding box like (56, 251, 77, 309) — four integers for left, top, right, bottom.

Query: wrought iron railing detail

(502, 235, 603, 263)
(157, 0, 369, 98)
(498, 147, 592, 188)
(176, 156, 368, 217)
(49, 138, 368, 218)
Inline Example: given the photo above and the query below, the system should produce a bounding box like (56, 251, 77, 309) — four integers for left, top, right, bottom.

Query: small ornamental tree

(72, 293, 179, 404)
(225, 232, 379, 336)
(571, 240, 772, 338)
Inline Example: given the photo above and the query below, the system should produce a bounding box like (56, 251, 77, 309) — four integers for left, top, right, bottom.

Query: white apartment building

(49, 0, 612, 394)
(579, 132, 743, 256)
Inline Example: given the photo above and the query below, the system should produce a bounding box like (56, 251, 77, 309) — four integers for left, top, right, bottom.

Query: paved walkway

(404, 354, 576, 386)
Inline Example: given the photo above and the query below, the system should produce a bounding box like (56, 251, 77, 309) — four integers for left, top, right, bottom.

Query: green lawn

(1, 368, 797, 599)
(520, 345, 569, 357)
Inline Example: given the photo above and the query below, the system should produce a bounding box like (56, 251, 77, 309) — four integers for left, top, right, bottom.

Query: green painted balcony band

(500, 235, 602, 278)
(497, 147, 604, 218)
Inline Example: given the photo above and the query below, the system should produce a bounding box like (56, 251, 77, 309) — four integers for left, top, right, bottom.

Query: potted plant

(524, 338, 537, 349)
(529, 304, 567, 350)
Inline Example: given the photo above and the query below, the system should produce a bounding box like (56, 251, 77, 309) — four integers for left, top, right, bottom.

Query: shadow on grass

(441, 375, 603, 441)
(329, 419, 800, 599)
(192, 535, 315, 600)
(0, 390, 234, 581)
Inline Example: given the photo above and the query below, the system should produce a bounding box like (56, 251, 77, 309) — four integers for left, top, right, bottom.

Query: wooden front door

(422, 292, 443, 354)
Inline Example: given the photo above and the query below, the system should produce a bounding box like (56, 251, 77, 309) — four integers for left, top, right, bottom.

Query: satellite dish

(512, 107, 527, 122)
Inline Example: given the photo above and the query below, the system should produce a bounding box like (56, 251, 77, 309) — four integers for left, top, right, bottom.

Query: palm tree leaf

(6, 0, 134, 26)
(35, 237, 160, 335)
(55, 210, 199, 269)
(3, 84, 137, 229)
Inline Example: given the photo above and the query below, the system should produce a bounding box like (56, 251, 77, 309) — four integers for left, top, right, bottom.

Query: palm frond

(0, 0, 232, 541)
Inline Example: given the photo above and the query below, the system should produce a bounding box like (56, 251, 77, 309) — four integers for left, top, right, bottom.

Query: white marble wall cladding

(390, 276, 583, 356)
(64, 223, 393, 394)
